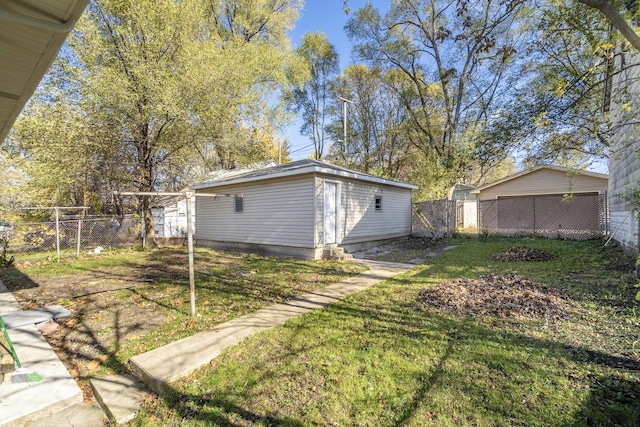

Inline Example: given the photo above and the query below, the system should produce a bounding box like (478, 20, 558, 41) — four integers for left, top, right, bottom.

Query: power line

(288, 142, 315, 155)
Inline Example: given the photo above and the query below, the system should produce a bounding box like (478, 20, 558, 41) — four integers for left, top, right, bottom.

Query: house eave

(0, 0, 91, 142)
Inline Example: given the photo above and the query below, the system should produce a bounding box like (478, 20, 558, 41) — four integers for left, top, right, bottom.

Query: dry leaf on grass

(417, 274, 567, 322)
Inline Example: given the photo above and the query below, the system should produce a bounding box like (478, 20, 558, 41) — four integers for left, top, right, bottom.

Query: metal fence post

(185, 191, 196, 317)
(532, 197, 536, 235)
(54, 207, 61, 262)
(477, 199, 481, 236)
(604, 191, 609, 235)
(445, 200, 450, 236)
(76, 216, 82, 257)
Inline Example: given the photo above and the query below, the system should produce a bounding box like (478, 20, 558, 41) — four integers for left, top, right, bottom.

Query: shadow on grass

(0, 266, 40, 291)
(299, 282, 640, 426)
(124, 265, 640, 426)
(575, 372, 640, 426)
(155, 387, 307, 427)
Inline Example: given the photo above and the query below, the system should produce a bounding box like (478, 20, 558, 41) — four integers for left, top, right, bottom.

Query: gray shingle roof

(191, 159, 418, 190)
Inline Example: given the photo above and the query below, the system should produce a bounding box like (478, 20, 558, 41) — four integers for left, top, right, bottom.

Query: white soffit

(0, 0, 90, 142)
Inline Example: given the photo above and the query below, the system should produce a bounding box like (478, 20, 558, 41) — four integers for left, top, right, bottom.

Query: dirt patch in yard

(352, 236, 449, 263)
(0, 247, 366, 398)
(417, 274, 568, 322)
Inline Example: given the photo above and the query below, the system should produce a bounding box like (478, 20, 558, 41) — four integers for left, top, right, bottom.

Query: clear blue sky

(281, 0, 388, 160)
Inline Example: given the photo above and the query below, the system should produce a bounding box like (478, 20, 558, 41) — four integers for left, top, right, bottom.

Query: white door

(324, 182, 337, 245)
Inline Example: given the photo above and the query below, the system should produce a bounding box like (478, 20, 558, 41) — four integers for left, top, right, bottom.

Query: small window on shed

(234, 195, 244, 213)
(375, 195, 382, 211)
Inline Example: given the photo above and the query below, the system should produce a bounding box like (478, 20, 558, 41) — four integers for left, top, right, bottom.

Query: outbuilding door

(324, 181, 339, 245)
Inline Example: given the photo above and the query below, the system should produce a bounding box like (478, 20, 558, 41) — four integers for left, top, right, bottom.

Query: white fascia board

(191, 165, 419, 190)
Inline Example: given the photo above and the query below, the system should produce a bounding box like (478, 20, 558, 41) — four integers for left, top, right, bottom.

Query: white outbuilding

(191, 159, 418, 259)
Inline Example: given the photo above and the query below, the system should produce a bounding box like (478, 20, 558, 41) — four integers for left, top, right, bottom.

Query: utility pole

(278, 139, 281, 164)
(339, 97, 354, 167)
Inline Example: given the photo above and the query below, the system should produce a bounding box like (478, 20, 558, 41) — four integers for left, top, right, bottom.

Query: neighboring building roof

(470, 165, 609, 194)
(447, 183, 477, 200)
(452, 183, 477, 191)
(151, 195, 186, 209)
(191, 159, 419, 190)
(0, 0, 90, 142)
(205, 160, 277, 181)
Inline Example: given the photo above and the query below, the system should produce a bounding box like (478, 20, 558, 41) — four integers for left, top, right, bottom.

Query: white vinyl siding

(315, 176, 412, 245)
(196, 177, 315, 248)
(477, 169, 608, 201)
(609, 51, 640, 252)
(152, 198, 195, 238)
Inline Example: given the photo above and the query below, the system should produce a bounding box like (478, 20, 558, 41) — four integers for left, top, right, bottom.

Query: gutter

(191, 166, 419, 191)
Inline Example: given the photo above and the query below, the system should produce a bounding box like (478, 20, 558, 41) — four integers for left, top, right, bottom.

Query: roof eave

(0, 0, 91, 142)
(192, 164, 419, 190)
(471, 165, 609, 193)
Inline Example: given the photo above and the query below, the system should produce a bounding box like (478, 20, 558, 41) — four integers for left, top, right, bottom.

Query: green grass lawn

(0, 247, 368, 380)
(131, 237, 640, 427)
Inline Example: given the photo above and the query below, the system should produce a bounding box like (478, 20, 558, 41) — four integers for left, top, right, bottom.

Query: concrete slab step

(1, 306, 71, 329)
(91, 373, 151, 425)
(323, 246, 353, 260)
(0, 282, 83, 427)
(0, 325, 83, 427)
(25, 400, 107, 427)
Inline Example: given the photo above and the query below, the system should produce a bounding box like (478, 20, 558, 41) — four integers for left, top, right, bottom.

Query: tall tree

(5, 83, 130, 212)
(482, 0, 623, 168)
(329, 65, 415, 179)
(345, 0, 527, 193)
(576, 0, 640, 50)
(6, 0, 304, 246)
(292, 32, 340, 160)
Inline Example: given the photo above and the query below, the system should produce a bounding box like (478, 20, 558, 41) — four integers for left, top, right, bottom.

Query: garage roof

(470, 165, 609, 194)
(191, 159, 419, 190)
(0, 0, 90, 142)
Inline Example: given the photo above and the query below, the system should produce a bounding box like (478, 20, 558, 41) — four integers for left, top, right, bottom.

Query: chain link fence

(412, 200, 457, 237)
(1, 215, 141, 262)
(478, 194, 607, 239)
(412, 194, 608, 239)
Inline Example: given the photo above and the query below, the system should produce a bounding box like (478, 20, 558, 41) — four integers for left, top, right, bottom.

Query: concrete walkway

(0, 282, 89, 427)
(1, 258, 416, 426)
(129, 259, 413, 395)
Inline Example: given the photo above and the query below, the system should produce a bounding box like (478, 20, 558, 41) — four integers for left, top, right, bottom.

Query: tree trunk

(140, 195, 156, 249)
(137, 125, 157, 249)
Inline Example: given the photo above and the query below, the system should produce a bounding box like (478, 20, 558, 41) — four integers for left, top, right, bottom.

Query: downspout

(0, 9, 77, 33)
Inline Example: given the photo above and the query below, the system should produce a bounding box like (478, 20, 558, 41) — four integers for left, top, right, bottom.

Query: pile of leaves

(490, 247, 555, 262)
(417, 274, 567, 322)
